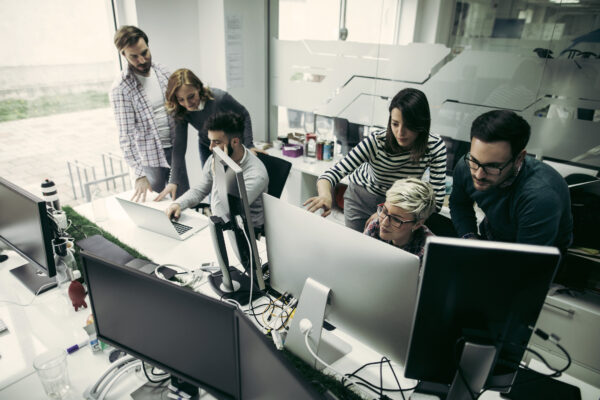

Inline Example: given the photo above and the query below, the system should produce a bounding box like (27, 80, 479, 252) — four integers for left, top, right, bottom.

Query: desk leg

(284, 169, 318, 207)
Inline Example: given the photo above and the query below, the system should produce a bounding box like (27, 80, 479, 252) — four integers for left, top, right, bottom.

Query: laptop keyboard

(171, 220, 193, 235)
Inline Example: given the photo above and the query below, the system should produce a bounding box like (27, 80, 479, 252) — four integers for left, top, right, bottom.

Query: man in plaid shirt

(110, 26, 189, 202)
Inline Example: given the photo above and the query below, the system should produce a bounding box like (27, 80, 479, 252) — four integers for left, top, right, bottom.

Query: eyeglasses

(464, 153, 514, 176)
(376, 204, 416, 228)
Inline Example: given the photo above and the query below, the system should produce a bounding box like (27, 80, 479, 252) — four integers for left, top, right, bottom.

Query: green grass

(0, 91, 109, 122)
(63, 205, 150, 274)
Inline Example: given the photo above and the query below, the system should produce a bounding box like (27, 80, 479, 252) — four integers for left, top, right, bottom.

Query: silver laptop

(116, 197, 207, 240)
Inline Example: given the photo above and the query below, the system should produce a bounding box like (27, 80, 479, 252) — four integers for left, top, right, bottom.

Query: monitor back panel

(81, 252, 239, 398)
(405, 237, 560, 384)
(263, 194, 420, 364)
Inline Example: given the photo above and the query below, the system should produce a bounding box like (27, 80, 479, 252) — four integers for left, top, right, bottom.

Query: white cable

(96, 360, 142, 400)
(301, 322, 362, 392)
(154, 263, 193, 287)
(223, 298, 242, 309)
(0, 280, 58, 307)
(85, 355, 137, 399)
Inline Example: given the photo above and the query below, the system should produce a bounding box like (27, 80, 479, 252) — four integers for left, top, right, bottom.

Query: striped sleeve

(318, 134, 377, 187)
(427, 135, 447, 212)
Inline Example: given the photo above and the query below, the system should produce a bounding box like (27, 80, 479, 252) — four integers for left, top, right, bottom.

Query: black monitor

(80, 250, 240, 399)
(236, 311, 325, 399)
(405, 237, 560, 399)
(0, 177, 57, 294)
(440, 136, 470, 177)
(331, 116, 361, 156)
(208, 147, 265, 302)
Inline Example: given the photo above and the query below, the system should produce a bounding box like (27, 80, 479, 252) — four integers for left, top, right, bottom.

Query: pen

(66, 340, 89, 354)
(168, 384, 192, 399)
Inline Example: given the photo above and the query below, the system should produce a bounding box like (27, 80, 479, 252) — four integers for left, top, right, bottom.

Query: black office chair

(192, 152, 292, 236)
(256, 152, 292, 199)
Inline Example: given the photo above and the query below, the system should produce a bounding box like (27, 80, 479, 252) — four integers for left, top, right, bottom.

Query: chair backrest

(256, 152, 292, 199)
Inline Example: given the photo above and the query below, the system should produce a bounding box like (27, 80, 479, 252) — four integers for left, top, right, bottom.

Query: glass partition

(270, 0, 600, 170)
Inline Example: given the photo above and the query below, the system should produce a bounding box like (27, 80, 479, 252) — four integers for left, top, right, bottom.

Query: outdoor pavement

(0, 108, 126, 206)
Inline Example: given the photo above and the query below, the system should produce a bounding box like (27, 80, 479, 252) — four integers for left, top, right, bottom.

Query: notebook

(116, 197, 207, 240)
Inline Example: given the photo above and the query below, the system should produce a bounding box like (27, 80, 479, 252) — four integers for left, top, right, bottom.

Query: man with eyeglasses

(450, 110, 572, 253)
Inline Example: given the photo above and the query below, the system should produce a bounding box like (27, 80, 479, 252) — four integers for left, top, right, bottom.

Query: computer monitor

(331, 116, 361, 156)
(405, 237, 560, 399)
(440, 136, 470, 177)
(568, 178, 600, 249)
(0, 177, 57, 294)
(236, 311, 325, 399)
(208, 147, 265, 301)
(262, 194, 420, 367)
(80, 250, 240, 399)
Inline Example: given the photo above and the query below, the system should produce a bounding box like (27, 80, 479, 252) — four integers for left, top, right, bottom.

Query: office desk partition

(1, 194, 599, 399)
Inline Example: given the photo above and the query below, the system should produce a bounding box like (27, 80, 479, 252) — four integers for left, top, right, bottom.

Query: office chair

(256, 152, 292, 199)
(192, 152, 292, 237)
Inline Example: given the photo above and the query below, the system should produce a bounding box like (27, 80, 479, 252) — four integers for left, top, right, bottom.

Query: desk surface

(1, 194, 599, 399)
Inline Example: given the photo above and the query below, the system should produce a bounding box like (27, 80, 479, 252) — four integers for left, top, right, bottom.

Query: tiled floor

(0, 108, 126, 206)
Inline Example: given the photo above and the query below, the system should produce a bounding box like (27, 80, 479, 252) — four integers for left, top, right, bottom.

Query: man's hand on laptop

(131, 176, 152, 202)
(165, 203, 181, 220)
(155, 183, 177, 202)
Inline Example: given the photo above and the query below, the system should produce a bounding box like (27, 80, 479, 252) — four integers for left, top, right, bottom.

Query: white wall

(223, 0, 269, 142)
(134, 0, 202, 73)
(197, 1, 227, 90)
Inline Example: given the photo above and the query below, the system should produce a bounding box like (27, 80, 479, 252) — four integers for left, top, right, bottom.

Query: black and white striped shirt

(319, 131, 447, 211)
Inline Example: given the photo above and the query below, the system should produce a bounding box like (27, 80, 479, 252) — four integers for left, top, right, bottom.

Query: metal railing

(67, 153, 131, 202)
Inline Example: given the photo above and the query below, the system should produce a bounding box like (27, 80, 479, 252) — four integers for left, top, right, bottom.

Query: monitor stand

(284, 277, 352, 369)
(208, 267, 262, 306)
(412, 342, 496, 400)
(131, 376, 200, 400)
(9, 264, 57, 295)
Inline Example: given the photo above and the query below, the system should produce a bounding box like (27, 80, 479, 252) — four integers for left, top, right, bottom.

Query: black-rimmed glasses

(464, 152, 514, 176)
(376, 203, 416, 228)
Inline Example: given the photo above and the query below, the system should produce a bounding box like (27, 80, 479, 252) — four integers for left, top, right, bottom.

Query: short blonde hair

(386, 178, 436, 221)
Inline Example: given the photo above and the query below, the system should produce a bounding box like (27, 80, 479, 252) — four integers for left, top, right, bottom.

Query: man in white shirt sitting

(165, 112, 269, 228)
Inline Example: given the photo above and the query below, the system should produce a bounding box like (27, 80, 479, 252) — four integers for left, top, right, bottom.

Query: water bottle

(41, 179, 61, 211)
(53, 238, 77, 287)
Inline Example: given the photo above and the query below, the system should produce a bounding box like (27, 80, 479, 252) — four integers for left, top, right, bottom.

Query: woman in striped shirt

(304, 88, 447, 231)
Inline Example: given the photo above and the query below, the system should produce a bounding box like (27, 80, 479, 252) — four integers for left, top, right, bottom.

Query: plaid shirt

(364, 219, 434, 262)
(109, 63, 175, 178)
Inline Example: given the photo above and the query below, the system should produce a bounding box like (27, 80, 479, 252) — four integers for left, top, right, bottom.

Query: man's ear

(516, 149, 527, 167)
(231, 137, 241, 146)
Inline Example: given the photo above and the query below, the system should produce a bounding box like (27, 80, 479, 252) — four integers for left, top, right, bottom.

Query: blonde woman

(156, 68, 258, 200)
(364, 178, 436, 262)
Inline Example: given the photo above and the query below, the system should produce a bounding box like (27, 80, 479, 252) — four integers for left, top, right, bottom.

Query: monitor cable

(299, 319, 365, 395)
(453, 328, 572, 399)
(342, 357, 418, 400)
(142, 361, 170, 384)
(84, 355, 141, 400)
(0, 280, 59, 307)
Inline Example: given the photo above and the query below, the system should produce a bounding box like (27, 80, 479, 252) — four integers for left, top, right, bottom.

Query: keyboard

(171, 220, 193, 235)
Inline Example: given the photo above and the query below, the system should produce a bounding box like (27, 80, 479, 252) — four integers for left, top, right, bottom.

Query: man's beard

(130, 61, 151, 74)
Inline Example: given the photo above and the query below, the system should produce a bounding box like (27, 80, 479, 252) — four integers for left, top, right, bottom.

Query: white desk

(1, 195, 599, 400)
(266, 148, 341, 207)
